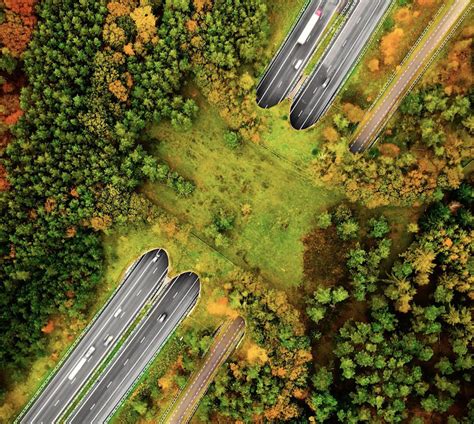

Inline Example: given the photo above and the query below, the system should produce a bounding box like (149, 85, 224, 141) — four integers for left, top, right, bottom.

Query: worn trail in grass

(145, 96, 341, 288)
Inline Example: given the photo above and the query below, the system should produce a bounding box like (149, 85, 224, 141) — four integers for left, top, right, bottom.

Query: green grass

(144, 95, 341, 288)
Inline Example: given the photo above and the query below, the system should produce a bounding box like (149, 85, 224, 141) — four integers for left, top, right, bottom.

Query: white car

(294, 59, 303, 70)
(85, 346, 95, 358)
(104, 335, 114, 346)
(158, 313, 167, 323)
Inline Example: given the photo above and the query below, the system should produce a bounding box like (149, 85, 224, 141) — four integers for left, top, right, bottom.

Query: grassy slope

(144, 94, 341, 289)
(3, 0, 453, 421)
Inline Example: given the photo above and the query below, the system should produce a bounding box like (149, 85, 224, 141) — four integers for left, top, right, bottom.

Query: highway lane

(350, 0, 472, 153)
(164, 316, 245, 424)
(67, 272, 201, 424)
(290, 0, 392, 129)
(256, 0, 342, 108)
(17, 249, 169, 424)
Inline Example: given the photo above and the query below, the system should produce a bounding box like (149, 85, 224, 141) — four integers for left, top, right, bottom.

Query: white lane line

(87, 279, 199, 424)
(68, 276, 192, 423)
(40, 259, 168, 424)
(168, 321, 245, 423)
(90, 404, 95, 411)
(106, 381, 112, 389)
(257, 0, 322, 106)
(136, 289, 142, 297)
(297, 0, 383, 129)
(290, 0, 359, 113)
(140, 337, 146, 344)
(30, 256, 158, 422)
(124, 359, 129, 366)
(256, 0, 320, 91)
(352, 0, 470, 151)
(277, 0, 340, 104)
(53, 400, 59, 407)
(297, 0, 382, 127)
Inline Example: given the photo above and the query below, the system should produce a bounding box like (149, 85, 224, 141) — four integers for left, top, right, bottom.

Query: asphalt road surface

(165, 316, 245, 424)
(67, 272, 201, 424)
(256, 0, 342, 108)
(350, 0, 472, 153)
(17, 249, 169, 424)
(290, 0, 392, 129)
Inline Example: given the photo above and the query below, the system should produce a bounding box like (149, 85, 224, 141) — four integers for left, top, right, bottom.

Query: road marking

(276, 0, 341, 104)
(256, 0, 321, 93)
(90, 404, 95, 411)
(350, 0, 471, 151)
(296, 0, 384, 129)
(290, 0, 359, 113)
(124, 359, 129, 366)
(140, 337, 146, 344)
(53, 400, 59, 407)
(68, 276, 198, 423)
(33, 257, 168, 424)
(86, 279, 199, 423)
(166, 320, 245, 423)
(106, 381, 112, 389)
(258, 0, 323, 106)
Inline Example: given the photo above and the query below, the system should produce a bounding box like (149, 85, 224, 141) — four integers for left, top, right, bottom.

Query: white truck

(297, 10, 322, 45)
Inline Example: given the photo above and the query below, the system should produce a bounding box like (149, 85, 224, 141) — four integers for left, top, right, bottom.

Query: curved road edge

(67, 272, 201, 424)
(16, 248, 169, 424)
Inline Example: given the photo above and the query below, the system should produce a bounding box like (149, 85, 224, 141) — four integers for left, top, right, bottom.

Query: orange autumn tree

(0, 0, 37, 192)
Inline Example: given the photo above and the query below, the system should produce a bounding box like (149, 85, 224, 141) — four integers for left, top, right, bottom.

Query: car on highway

(158, 313, 167, 323)
(294, 59, 303, 70)
(322, 77, 331, 88)
(104, 335, 114, 346)
(85, 346, 95, 359)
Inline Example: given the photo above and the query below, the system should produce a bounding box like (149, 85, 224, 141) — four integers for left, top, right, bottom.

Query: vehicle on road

(297, 10, 322, 45)
(68, 358, 87, 381)
(104, 335, 114, 346)
(85, 346, 95, 359)
(256, 1, 342, 108)
(290, 0, 393, 130)
(67, 272, 201, 424)
(17, 248, 169, 424)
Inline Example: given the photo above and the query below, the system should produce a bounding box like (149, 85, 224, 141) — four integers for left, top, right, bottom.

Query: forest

(0, 0, 472, 423)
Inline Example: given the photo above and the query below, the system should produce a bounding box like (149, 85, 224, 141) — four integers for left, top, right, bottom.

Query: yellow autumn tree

(130, 5, 157, 44)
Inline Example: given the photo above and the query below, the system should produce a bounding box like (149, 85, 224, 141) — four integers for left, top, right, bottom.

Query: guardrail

(103, 276, 201, 423)
(359, 0, 473, 150)
(308, 0, 396, 120)
(367, 1, 449, 113)
(292, 0, 355, 102)
(13, 250, 156, 423)
(256, 0, 312, 89)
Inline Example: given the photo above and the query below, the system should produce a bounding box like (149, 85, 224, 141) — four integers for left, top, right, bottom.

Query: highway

(350, 0, 472, 153)
(17, 249, 169, 424)
(290, 0, 392, 130)
(256, 0, 342, 108)
(67, 272, 201, 424)
(164, 317, 246, 424)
